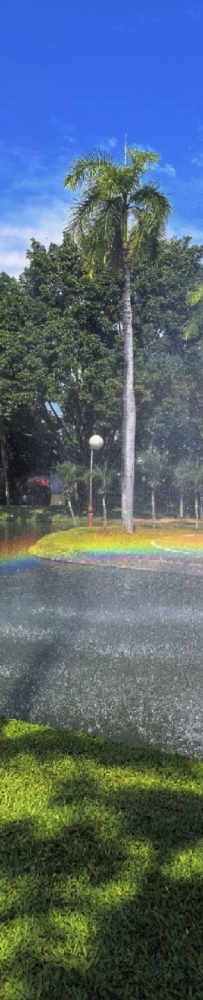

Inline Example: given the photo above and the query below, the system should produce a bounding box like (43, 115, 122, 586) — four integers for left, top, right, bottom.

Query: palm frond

(69, 191, 124, 275)
(64, 150, 113, 190)
(127, 147, 159, 172)
(130, 183, 171, 220)
(68, 188, 102, 234)
(187, 284, 203, 306)
(63, 145, 172, 272)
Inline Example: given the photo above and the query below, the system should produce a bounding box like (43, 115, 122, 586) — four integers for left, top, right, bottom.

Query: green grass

(1, 505, 203, 531)
(0, 507, 104, 529)
(30, 522, 203, 563)
(1, 717, 203, 998)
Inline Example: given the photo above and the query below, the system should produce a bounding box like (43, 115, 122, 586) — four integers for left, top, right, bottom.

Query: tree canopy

(0, 212, 203, 520)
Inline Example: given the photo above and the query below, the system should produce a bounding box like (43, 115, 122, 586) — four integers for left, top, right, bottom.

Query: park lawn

(29, 523, 203, 561)
(0, 717, 203, 998)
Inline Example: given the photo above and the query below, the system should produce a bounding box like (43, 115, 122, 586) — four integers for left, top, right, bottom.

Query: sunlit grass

(29, 522, 203, 561)
(0, 716, 203, 998)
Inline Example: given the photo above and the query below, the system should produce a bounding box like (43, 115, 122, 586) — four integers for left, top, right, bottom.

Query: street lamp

(87, 434, 104, 527)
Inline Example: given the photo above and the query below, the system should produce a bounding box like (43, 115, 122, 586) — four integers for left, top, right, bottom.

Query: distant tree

(192, 462, 203, 529)
(20, 235, 123, 466)
(130, 237, 203, 466)
(137, 448, 167, 524)
(172, 460, 194, 520)
(54, 461, 79, 524)
(130, 236, 203, 355)
(89, 462, 118, 526)
(172, 459, 203, 527)
(0, 276, 44, 502)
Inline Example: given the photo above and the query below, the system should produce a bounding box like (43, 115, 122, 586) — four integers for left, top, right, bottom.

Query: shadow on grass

(1, 718, 203, 996)
(0, 714, 202, 783)
(0, 788, 203, 997)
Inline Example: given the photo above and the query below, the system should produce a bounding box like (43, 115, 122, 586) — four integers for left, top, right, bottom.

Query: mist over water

(1, 524, 203, 758)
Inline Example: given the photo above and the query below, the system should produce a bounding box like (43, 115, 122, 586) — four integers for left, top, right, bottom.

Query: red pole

(87, 505, 93, 527)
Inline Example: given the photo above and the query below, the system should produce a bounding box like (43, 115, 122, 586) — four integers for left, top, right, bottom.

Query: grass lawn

(1, 716, 203, 998)
(29, 522, 203, 562)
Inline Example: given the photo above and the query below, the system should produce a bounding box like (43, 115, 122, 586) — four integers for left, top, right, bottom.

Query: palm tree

(172, 460, 193, 520)
(64, 148, 171, 532)
(91, 462, 118, 527)
(55, 461, 79, 525)
(192, 462, 203, 529)
(78, 461, 117, 526)
(0, 419, 10, 505)
(173, 459, 203, 528)
(137, 448, 166, 525)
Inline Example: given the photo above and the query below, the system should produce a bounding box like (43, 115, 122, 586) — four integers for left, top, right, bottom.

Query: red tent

(27, 476, 50, 487)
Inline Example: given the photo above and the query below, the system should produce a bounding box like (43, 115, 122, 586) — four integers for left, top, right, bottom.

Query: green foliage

(173, 459, 203, 492)
(1, 219, 203, 512)
(137, 448, 167, 487)
(185, 282, 203, 341)
(1, 715, 203, 998)
(130, 236, 203, 353)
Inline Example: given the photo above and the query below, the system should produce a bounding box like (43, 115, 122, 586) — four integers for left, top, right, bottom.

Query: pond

(1, 515, 203, 757)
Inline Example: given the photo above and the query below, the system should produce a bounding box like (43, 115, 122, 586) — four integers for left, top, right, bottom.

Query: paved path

(0, 558, 203, 757)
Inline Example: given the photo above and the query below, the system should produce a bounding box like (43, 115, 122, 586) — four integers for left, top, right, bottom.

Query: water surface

(1, 518, 203, 757)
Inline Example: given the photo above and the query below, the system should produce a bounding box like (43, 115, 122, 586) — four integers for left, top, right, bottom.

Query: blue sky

(1, 0, 203, 276)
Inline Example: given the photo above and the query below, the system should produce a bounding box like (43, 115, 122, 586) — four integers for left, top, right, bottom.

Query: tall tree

(130, 236, 203, 355)
(19, 234, 122, 465)
(0, 268, 59, 502)
(64, 147, 170, 531)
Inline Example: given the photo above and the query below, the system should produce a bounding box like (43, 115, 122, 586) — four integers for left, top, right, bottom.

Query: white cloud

(63, 135, 76, 144)
(191, 154, 203, 166)
(96, 135, 118, 150)
(2, 207, 203, 280)
(132, 146, 176, 177)
(0, 141, 75, 277)
(108, 137, 118, 149)
(157, 163, 176, 177)
(167, 217, 203, 244)
(150, 161, 176, 178)
(0, 200, 70, 277)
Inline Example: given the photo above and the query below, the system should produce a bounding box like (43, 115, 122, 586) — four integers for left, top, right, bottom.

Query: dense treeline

(0, 229, 203, 516)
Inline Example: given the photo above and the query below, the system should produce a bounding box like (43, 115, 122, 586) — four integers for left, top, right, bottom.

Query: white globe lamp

(88, 434, 104, 526)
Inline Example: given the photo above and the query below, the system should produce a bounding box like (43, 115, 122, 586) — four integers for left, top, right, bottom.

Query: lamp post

(87, 434, 104, 527)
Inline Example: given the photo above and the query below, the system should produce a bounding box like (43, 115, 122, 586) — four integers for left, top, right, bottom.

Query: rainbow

(1, 526, 203, 575)
(0, 535, 39, 576)
(29, 527, 203, 568)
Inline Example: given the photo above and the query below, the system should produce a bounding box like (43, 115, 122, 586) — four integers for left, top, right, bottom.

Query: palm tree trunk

(151, 488, 156, 526)
(121, 248, 136, 533)
(179, 490, 184, 519)
(0, 420, 10, 505)
(195, 495, 199, 529)
(67, 499, 76, 526)
(102, 495, 107, 527)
